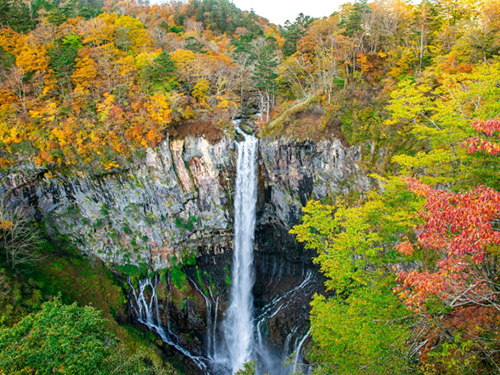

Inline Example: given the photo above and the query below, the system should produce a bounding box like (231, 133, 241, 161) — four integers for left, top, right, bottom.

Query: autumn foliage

(0, 1, 256, 172)
(464, 118, 500, 155)
(395, 178, 500, 310)
(2, 0, 500, 373)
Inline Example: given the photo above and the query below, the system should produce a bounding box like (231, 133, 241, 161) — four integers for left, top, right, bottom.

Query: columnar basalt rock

(0, 136, 236, 270)
(0, 135, 369, 268)
(256, 138, 371, 260)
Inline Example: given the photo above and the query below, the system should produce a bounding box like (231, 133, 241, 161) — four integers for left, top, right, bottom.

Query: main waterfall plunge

(129, 129, 312, 375)
(221, 129, 258, 373)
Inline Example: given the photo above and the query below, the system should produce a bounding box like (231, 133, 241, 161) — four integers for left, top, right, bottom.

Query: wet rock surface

(0, 135, 368, 269)
(256, 137, 370, 260)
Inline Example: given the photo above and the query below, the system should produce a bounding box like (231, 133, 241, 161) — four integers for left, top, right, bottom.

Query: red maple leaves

(463, 118, 500, 155)
(395, 178, 500, 310)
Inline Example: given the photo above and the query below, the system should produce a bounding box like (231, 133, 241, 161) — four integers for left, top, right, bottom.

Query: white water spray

(223, 129, 259, 374)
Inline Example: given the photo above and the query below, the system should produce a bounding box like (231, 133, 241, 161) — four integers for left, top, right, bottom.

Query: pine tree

(253, 37, 279, 123)
(141, 51, 178, 93)
(0, 0, 37, 33)
(339, 0, 371, 37)
(280, 13, 314, 57)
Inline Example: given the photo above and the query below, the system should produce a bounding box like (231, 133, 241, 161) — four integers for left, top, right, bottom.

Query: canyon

(0, 130, 370, 374)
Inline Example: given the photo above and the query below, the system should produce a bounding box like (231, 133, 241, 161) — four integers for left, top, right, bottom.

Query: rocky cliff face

(0, 134, 370, 373)
(249, 137, 370, 360)
(1, 136, 236, 270)
(1, 135, 369, 269)
(256, 138, 370, 260)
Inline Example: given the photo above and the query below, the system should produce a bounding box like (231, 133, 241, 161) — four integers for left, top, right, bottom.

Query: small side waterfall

(253, 269, 315, 375)
(292, 329, 311, 374)
(128, 275, 208, 371)
(255, 269, 314, 346)
(186, 274, 219, 360)
(223, 129, 259, 374)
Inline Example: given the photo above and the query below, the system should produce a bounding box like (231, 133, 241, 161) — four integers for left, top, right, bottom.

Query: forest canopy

(1, 0, 500, 374)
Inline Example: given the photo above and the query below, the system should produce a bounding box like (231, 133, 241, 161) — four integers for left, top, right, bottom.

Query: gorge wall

(1, 134, 369, 269)
(0, 133, 370, 372)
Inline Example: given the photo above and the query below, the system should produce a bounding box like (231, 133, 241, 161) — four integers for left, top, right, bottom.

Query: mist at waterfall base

(128, 128, 311, 375)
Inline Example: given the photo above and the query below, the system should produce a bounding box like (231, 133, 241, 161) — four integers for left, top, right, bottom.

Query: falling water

(292, 329, 311, 374)
(186, 274, 219, 360)
(252, 269, 315, 375)
(128, 275, 208, 371)
(223, 129, 259, 374)
(130, 126, 311, 374)
(254, 270, 314, 349)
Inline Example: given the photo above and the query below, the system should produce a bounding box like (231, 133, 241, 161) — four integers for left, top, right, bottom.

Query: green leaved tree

(253, 36, 279, 124)
(291, 179, 424, 374)
(0, 297, 169, 374)
(141, 51, 178, 93)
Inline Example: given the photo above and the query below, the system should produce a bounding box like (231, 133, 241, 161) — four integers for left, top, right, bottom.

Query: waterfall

(223, 129, 259, 374)
(185, 274, 218, 360)
(292, 329, 311, 374)
(252, 269, 315, 375)
(129, 127, 312, 375)
(254, 270, 314, 349)
(128, 275, 208, 371)
(284, 327, 298, 357)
